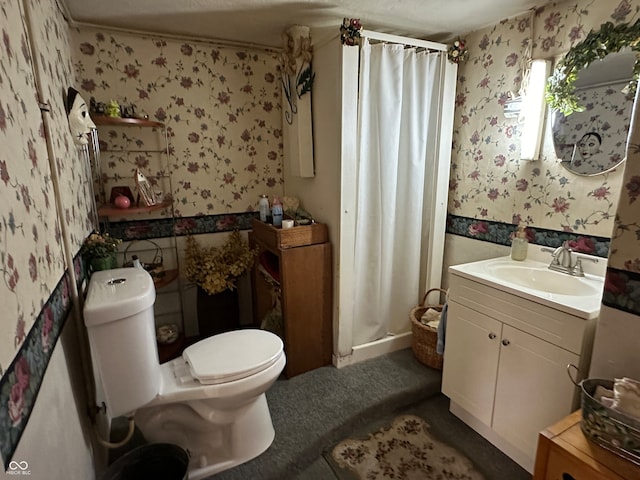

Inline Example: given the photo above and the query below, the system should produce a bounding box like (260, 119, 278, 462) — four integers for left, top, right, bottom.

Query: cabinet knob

(488, 333, 497, 340)
(502, 339, 510, 346)
(562, 474, 576, 480)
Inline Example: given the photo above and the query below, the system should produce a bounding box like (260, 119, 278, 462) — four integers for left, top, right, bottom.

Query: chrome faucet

(552, 242, 573, 269)
(540, 242, 598, 277)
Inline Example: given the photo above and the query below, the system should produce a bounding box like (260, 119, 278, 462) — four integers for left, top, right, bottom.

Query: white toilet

(83, 267, 286, 480)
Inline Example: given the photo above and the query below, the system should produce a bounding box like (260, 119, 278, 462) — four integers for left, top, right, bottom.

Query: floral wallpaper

(0, 0, 87, 469)
(71, 28, 284, 217)
(603, 102, 640, 315)
(449, 0, 640, 238)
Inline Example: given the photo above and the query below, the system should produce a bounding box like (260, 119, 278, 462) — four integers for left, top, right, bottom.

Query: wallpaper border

(446, 214, 611, 258)
(0, 269, 74, 469)
(603, 267, 640, 316)
(102, 211, 258, 241)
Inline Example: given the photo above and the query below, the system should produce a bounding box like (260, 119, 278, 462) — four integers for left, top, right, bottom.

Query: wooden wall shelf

(97, 200, 171, 217)
(92, 116, 164, 128)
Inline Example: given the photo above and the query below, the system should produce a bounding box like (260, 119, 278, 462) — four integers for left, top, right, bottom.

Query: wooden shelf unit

(249, 218, 332, 378)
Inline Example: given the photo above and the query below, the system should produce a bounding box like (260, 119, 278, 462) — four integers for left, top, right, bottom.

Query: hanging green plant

(546, 20, 640, 116)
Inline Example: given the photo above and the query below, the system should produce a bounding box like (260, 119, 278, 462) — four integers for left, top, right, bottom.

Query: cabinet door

(493, 324, 579, 461)
(280, 243, 333, 377)
(442, 301, 502, 426)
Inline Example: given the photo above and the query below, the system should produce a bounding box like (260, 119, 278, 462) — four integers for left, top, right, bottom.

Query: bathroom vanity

(441, 254, 604, 473)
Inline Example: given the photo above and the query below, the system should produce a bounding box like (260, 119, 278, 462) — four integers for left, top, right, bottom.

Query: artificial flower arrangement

(545, 20, 640, 116)
(81, 231, 122, 259)
(448, 39, 468, 64)
(184, 231, 257, 295)
(340, 18, 363, 46)
(80, 231, 122, 272)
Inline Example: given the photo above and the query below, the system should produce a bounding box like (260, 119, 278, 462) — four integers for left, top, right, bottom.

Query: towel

(420, 308, 441, 329)
(612, 377, 640, 420)
(594, 385, 615, 408)
(436, 302, 448, 355)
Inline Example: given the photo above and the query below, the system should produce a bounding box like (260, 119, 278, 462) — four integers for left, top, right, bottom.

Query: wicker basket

(409, 288, 447, 370)
(123, 239, 165, 281)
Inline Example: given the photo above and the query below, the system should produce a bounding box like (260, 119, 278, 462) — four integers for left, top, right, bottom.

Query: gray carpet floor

(106, 348, 529, 479)
(210, 348, 529, 480)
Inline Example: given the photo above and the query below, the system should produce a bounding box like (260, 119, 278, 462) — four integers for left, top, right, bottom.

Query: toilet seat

(182, 329, 283, 385)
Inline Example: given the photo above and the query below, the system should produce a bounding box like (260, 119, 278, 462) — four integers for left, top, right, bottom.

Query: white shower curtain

(352, 39, 442, 346)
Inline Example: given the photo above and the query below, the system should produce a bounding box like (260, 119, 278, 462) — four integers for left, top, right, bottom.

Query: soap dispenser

(511, 223, 528, 261)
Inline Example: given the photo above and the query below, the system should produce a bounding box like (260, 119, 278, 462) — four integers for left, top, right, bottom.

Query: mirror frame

(546, 20, 640, 116)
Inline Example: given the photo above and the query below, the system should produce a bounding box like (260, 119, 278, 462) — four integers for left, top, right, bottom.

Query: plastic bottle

(132, 255, 143, 268)
(271, 197, 283, 227)
(511, 224, 529, 261)
(259, 194, 270, 223)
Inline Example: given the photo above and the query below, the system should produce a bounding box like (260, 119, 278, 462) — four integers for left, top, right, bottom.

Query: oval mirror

(551, 49, 635, 176)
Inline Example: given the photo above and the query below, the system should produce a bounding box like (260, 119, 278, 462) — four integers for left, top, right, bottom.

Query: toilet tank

(84, 267, 161, 417)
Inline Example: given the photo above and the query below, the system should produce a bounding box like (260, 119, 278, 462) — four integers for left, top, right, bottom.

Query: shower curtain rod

(360, 29, 448, 52)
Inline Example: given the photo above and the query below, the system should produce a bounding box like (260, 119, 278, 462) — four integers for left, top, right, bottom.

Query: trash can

(101, 443, 189, 480)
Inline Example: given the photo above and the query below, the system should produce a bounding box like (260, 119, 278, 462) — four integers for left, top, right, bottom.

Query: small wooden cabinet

(249, 218, 332, 377)
(534, 410, 640, 480)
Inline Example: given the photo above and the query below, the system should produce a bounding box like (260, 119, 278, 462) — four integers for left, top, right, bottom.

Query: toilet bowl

(84, 268, 286, 479)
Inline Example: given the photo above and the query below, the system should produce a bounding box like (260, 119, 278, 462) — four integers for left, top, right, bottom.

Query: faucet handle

(572, 259, 584, 277)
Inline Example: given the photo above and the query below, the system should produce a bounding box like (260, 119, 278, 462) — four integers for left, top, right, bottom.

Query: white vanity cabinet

(442, 271, 597, 473)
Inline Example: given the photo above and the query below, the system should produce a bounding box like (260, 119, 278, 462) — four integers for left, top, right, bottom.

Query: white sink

(449, 256, 605, 319)
(486, 263, 601, 297)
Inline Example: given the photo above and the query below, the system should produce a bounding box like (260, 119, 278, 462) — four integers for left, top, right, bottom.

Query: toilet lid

(182, 329, 283, 385)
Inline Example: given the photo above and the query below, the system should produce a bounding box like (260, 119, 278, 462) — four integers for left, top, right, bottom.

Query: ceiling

(60, 0, 543, 49)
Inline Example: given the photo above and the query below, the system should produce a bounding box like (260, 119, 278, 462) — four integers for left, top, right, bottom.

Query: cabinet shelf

(98, 199, 171, 217)
(92, 116, 165, 128)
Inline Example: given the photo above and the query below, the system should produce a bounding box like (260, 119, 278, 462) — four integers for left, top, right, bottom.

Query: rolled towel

(594, 385, 614, 401)
(612, 377, 640, 420)
(425, 319, 440, 329)
(420, 308, 441, 325)
(601, 396, 615, 409)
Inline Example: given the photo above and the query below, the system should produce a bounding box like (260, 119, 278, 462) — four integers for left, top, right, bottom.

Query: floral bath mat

(325, 414, 485, 480)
